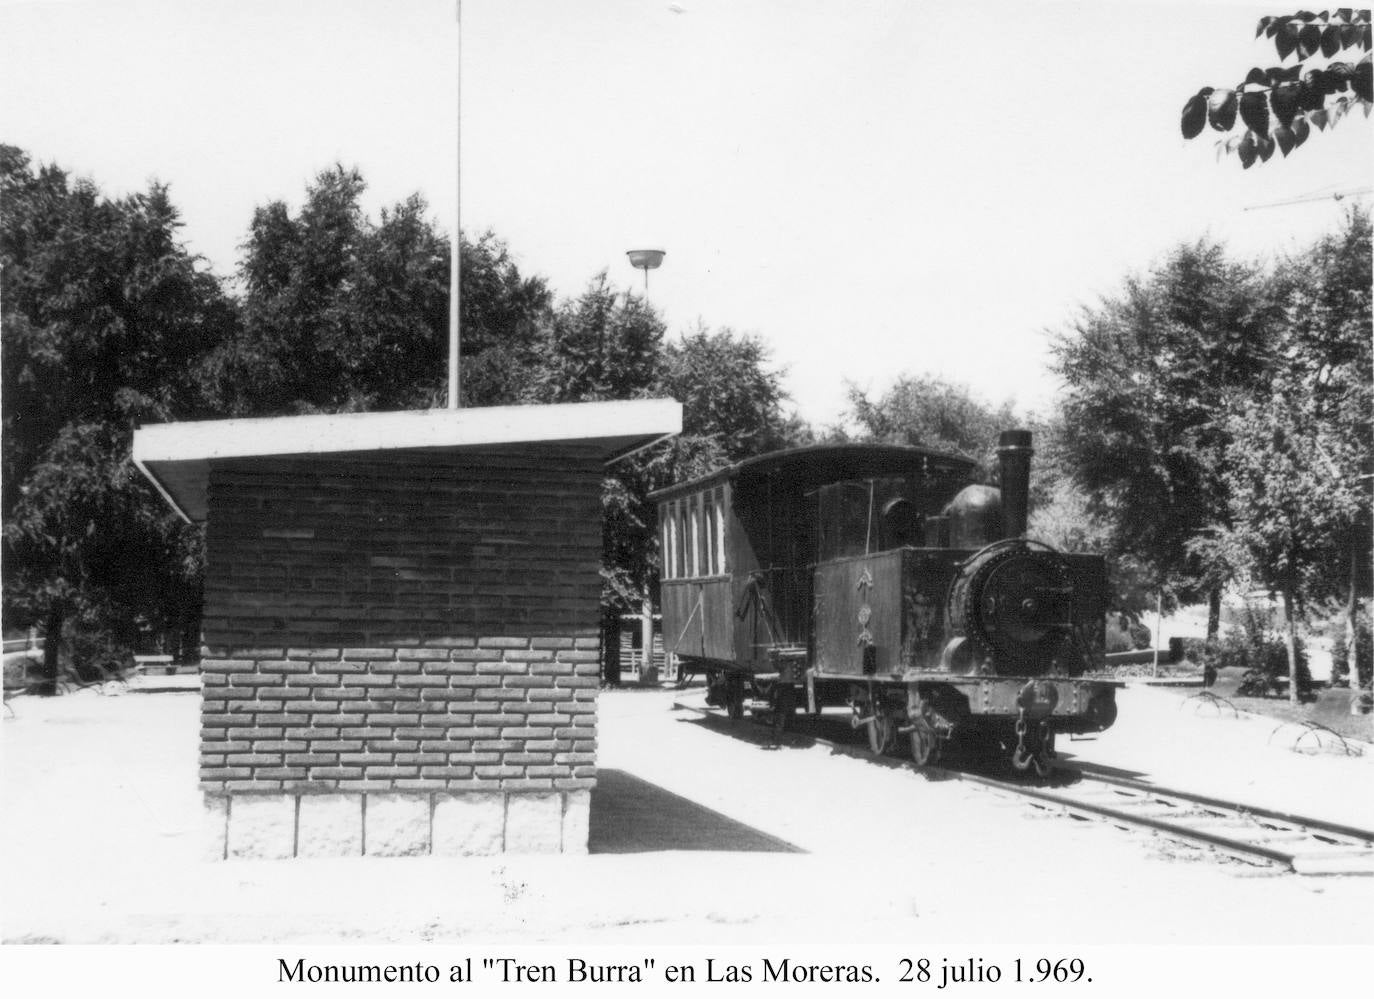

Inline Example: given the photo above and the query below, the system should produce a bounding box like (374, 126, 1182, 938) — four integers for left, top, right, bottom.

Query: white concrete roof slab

(133, 399, 682, 523)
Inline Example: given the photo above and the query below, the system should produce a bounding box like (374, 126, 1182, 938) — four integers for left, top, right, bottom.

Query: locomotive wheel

(771, 685, 796, 734)
(909, 719, 942, 768)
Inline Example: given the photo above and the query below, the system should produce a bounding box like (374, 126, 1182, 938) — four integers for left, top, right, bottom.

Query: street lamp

(626, 248, 666, 293)
(624, 247, 665, 685)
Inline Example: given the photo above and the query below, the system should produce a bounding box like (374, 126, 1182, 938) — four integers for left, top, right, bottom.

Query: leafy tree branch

(1181, 10, 1372, 166)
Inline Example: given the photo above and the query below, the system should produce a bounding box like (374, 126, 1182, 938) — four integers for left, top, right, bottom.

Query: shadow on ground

(674, 704, 1150, 789)
(1051, 755, 1150, 782)
(676, 707, 962, 780)
(589, 769, 804, 854)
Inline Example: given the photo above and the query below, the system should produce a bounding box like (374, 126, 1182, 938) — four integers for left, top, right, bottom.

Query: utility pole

(447, 1, 463, 409)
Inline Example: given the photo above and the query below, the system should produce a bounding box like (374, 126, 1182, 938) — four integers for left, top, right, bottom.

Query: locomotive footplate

(893, 674, 1120, 732)
(939, 676, 1121, 731)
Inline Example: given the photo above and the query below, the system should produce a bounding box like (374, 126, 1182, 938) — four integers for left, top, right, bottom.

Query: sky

(1, 0, 1370, 429)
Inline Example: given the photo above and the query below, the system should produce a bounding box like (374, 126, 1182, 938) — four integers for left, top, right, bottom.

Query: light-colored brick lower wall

(207, 789, 591, 859)
(200, 636, 599, 796)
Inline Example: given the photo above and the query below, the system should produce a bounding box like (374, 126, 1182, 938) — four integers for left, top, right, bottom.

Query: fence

(617, 613, 678, 681)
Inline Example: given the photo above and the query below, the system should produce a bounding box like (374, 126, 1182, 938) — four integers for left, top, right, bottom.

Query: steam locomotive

(651, 431, 1119, 775)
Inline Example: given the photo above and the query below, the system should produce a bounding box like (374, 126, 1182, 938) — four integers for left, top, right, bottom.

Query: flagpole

(447, 0, 462, 409)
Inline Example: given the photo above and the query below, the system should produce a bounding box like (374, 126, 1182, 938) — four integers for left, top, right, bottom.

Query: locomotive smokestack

(996, 429, 1033, 539)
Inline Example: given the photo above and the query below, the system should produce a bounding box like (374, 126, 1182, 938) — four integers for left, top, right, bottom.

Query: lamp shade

(626, 249, 666, 270)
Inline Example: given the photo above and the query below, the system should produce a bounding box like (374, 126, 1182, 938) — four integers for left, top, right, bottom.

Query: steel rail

(954, 771, 1297, 867)
(1066, 769, 1374, 847)
(957, 769, 1374, 873)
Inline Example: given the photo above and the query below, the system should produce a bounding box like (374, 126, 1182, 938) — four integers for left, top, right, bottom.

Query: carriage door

(659, 489, 729, 661)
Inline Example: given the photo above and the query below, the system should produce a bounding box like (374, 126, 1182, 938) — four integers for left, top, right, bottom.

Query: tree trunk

(37, 605, 63, 697)
(601, 608, 621, 687)
(1282, 587, 1299, 706)
(639, 596, 657, 685)
(1343, 543, 1358, 687)
(1206, 588, 1222, 644)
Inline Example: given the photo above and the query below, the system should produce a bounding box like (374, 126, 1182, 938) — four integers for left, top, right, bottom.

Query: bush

(1105, 615, 1152, 654)
(1179, 637, 1209, 663)
(54, 603, 137, 683)
(1206, 603, 1313, 699)
(3, 655, 39, 690)
(67, 628, 134, 681)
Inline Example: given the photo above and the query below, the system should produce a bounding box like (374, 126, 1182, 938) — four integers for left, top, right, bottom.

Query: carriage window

(669, 501, 682, 579)
(703, 490, 717, 575)
(675, 499, 687, 578)
(689, 494, 702, 577)
(663, 489, 729, 579)
(700, 492, 712, 575)
(661, 504, 671, 579)
(714, 487, 727, 573)
(662, 505, 677, 579)
(698, 493, 709, 575)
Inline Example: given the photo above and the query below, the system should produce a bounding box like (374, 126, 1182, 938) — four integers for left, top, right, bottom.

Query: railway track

(674, 693, 1374, 876)
(962, 768, 1374, 875)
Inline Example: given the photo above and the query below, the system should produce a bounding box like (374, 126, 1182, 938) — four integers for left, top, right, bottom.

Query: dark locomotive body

(653, 432, 1119, 773)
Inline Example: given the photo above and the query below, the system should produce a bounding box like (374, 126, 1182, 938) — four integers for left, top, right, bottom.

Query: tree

(205, 166, 440, 414)
(1181, 10, 1372, 168)
(1029, 423, 1158, 623)
(844, 374, 1017, 475)
(658, 324, 794, 465)
(1050, 240, 1284, 638)
(528, 272, 662, 406)
(205, 165, 551, 416)
(1214, 382, 1363, 702)
(1265, 209, 1372, 691)
(455, 234, 555, 407)
(2, 146, 231, 688)
(520, 275, 668, 683)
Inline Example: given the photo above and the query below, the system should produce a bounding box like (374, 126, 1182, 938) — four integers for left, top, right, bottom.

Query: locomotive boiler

(651, 431, 1118, 775)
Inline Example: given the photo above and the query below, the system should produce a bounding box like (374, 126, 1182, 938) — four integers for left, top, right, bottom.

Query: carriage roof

(648, 443, 977, 503)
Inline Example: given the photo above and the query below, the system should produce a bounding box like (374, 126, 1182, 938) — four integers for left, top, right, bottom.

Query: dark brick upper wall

(202, 446, 605, 652)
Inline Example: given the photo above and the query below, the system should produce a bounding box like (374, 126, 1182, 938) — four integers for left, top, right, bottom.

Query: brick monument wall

(197, 445, 605, 858)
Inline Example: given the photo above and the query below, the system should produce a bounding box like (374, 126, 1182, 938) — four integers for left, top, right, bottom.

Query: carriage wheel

(866, 706, 894, 755)
(725, 676, 745, 721)
(771, 685, 796, 735)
